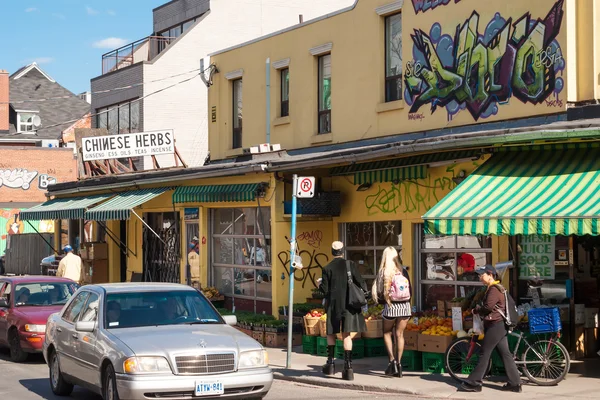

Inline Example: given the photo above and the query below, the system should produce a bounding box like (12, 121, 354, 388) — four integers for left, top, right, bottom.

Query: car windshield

(14, 282, 79, 307)
(104, 290, 223, 329)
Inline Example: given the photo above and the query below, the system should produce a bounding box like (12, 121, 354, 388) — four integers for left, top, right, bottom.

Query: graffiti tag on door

(278, 240, 329, 289)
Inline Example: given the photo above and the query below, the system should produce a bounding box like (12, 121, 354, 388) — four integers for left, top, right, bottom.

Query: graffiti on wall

(405, 0, 565, 121)
(0, 169, 57, 190)
(363, 163, 479, 215)
(0, 209, 54, 254)
(278, 232, 329, 288)
(412, 0, 462, 14)
(297, 230, 323, 249)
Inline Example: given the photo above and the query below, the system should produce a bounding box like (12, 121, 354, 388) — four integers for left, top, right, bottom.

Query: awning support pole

(25, 220, 58, 254)
(96, 220, 136, 258)
(131, 210, 167, 246)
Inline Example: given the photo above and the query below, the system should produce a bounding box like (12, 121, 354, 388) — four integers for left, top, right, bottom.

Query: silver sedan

(43, 283, 272, 400)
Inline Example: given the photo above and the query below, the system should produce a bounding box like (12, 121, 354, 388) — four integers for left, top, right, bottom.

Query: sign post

(286, 175, 314, 369)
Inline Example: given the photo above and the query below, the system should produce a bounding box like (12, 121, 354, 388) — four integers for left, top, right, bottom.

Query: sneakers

(501, 384, 523, 393)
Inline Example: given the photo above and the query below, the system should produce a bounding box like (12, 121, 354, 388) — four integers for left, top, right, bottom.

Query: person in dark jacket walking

(320, 241, 367, 381)
(460, 264, 522, 393)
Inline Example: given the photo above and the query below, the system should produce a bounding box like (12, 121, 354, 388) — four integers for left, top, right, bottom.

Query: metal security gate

(142, 212, 180, 283)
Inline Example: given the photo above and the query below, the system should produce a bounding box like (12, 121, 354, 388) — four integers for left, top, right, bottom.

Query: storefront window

(184, 208, 200, 286)
(210, 207, 271, 302)
(342, 221, 402, 286)
(416, 224, 491, 310)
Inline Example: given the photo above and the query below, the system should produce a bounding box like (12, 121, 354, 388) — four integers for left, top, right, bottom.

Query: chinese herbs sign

(519, 235, 555, 280)
(82, 130, 174, 161)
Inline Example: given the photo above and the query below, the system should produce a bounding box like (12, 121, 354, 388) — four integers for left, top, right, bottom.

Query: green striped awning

(423, 149, 600, 236)
(19, 194, 114, 221)
(354, 165, 427, 185)
(173, 183, 265, 203)
(330, 150, 483, 176)
(85, 188, 169, 221)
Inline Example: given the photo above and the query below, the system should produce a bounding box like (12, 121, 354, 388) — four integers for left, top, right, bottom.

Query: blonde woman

(372, 247, 412, 377)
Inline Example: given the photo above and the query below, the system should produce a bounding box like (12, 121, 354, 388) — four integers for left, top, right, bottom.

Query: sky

(3, 0, 166, 95)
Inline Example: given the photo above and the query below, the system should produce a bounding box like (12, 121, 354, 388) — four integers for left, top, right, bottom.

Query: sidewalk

(267, 347, 599, 399)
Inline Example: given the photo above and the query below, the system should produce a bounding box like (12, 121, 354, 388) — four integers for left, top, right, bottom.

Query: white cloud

(31, 57, 54, 65)
(92, 37, 129, 49)
(52, 13, 66, 20)
(107, 10, 116, 16)
(25, 7, 38, 12)
(86, 6, 99, 15)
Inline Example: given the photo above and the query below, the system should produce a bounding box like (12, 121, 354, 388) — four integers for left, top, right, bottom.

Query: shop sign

(519, 235, 555, 280)
(184, 208, 199, 220)
(81, 130, 175, 161)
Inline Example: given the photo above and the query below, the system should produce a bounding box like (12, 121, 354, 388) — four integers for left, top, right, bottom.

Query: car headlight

(24, 324, 46, 333)
(123, 357, 172, 374)
(238, 350, 268, 369)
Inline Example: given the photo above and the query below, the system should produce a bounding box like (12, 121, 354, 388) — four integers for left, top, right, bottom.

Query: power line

(9, 74, 200, 135)
(4, 68, 202, 105)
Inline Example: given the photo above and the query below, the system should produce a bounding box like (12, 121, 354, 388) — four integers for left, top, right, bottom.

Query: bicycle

(445, 329, 570, 386)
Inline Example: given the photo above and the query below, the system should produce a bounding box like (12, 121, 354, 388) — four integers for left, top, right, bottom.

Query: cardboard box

(575, 304, 586, 325)
(404, 331, 419, 351)
(437, 300, 446, 318)
(557, 304, 570, 322)
(575, 326, 586, 359)
(90, 243, 108, 260)
(418, 334, 453, 354)
(585, 308, 599, 328)
(265, 332, 301, 348)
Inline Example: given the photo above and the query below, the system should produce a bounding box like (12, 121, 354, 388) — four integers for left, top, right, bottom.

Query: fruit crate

(401, 350, 423, 371)
(491, 351, 506, 376)
(302, 335, 318, 355)
(364, 338, 386, 358)
(316, 336, 329, 357)
(528, 307, 562, 334)
(422, 352, 446, 374)
(335, 339, 364, 359)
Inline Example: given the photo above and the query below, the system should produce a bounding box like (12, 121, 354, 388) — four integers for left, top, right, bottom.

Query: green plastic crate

(335, 339, 364, 359)
(363, 338, 386, 358)
(302, 335, 317, 355)
(491, 351, 506, 376)
(316, 336, 329, 357)
(401, 350, 423, 371)
(422, 352, 446, 374)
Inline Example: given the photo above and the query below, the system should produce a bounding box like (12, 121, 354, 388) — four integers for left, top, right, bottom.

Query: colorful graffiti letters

(412, 0, 462, 14)
(405, 1, 565, 121)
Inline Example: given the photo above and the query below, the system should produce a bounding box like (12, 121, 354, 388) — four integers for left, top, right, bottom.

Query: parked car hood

(108, 324, 261, 356)
(14, 306, 63, 325)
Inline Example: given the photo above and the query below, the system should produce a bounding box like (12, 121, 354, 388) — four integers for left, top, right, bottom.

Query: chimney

(0, 70, 8, 133)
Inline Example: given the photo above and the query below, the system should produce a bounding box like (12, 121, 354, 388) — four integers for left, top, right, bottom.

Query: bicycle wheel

(445, 337, 491, 383)
(522, 339, 570, 386)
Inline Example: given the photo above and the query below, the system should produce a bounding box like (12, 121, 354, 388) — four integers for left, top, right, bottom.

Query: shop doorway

(119, 220, 127, 282)
(142, 212, 181, 283)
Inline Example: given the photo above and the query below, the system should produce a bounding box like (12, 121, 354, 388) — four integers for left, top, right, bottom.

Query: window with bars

(385, 13, 402, 102)
(342, 221, 402, 287)
(415, 224, 490, 310)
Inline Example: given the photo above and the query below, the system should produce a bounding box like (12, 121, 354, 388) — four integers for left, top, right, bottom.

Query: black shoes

(460, 382, 482, 392)
(322, 345, 336, 376)
(501, 384, 523, 393)
(385, 360, 399, 376)
(342, 350, 354, 381)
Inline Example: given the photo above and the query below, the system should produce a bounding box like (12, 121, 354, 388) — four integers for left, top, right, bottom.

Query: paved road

(0, 349, 398, 400)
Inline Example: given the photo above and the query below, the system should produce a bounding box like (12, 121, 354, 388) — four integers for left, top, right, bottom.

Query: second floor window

(281, 68, 289, 117)
(232, 79, 243, 149)
(318, 54, 331, 134)
(385, 13, 402, 102)
(96, 101, 140, 135)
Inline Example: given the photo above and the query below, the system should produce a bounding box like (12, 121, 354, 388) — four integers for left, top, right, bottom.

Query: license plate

(194, 380, 224, 396)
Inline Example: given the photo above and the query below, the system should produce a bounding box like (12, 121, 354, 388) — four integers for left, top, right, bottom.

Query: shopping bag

(473, 314, 484, 334)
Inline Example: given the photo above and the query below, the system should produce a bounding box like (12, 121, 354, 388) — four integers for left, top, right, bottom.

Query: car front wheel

(49, 350, 74, 396)
(9, 330, 28, 362)
(103, 364, 120, 400)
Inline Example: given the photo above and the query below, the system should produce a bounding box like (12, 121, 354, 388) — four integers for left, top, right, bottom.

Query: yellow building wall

(209, 0, 575, 161)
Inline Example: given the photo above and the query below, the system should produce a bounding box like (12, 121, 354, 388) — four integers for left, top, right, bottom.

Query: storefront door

(142, 212, 181, 283)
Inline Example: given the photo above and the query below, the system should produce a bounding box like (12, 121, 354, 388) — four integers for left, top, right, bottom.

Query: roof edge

(11, 62, 56, 83)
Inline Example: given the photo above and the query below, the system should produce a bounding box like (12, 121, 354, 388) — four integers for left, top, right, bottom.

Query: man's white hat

(332, 241, 344, 251)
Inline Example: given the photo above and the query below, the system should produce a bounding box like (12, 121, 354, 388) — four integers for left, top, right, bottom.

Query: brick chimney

(0, 70, 8, 133)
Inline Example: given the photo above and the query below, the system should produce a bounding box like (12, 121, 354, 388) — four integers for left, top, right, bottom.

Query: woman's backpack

(494, 284, 519, 330)
(389, 271, 410, 302)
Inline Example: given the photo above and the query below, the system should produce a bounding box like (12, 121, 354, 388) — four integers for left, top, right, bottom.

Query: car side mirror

(223, 315, 237, 326)
(0, 298, 8, 308)
(75, 320, 96, 333)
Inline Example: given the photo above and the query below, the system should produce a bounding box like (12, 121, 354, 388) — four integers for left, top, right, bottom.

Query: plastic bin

(401, 350, 423, 371)
(363, 338, 386, 358)
(316, 336, 329, 357)
(422, 352, 445, 374)
(302, 335, 317, 355)
(335, 339, 364, 359)
(528, 308, 562, 334)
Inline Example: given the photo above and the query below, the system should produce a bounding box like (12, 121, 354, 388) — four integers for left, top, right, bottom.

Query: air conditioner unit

(41, 140, 59, 148)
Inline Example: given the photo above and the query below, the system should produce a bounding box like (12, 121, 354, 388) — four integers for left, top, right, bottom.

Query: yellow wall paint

(208, 0, 573, 160)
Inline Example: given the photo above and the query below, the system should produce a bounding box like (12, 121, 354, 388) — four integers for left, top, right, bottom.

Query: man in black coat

(320, 241, 367, 380)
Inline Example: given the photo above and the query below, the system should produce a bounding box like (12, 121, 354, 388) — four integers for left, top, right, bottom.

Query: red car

(0, 276, 79, 362)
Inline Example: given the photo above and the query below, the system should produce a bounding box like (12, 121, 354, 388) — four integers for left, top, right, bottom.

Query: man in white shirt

(56, 245, 83, 285)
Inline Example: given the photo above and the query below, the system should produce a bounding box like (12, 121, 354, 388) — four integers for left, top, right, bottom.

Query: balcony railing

(101, 36, 176, 74)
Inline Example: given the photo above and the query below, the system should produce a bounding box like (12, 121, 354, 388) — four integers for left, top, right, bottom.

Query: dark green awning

(19, 194, 114, 221)
(423, 149, 600, 236)
(354, 165, 427, 184)
(173, 183, 266, 203)
(85, 188, 169, 221)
